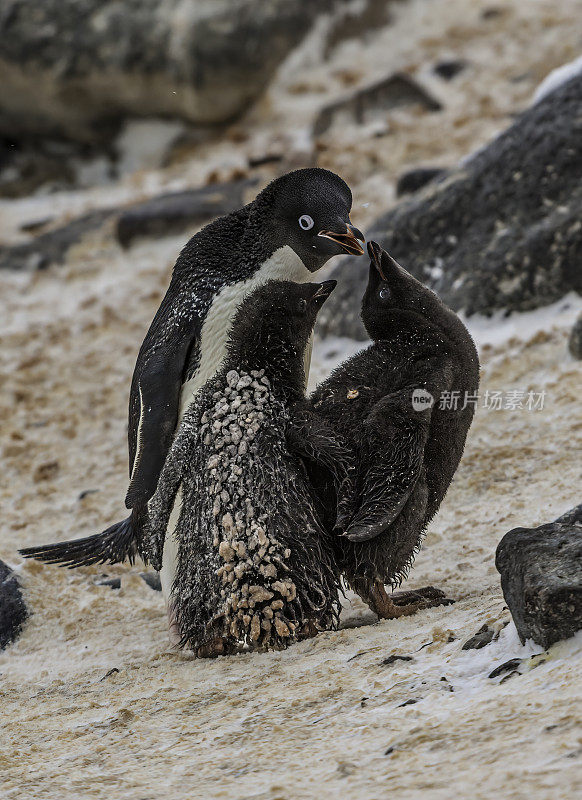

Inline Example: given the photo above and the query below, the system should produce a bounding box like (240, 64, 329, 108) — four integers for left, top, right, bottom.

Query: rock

(78, 489, 99, 501)
(0, 178, 256, 271)
(95, 576, 121, 590)
(116, 179, 256, 248)
(381, 654, 414, 666)
(396, 167, 447, 197)
(313, 73, 442, 137)
(495, 504, 582, 649)
(433, 59, 467, 81)
(488, 658, 522, 679)
(140, 572, 162, 591)
(318, 75, 582, 339)
(461, 624, 495, 650)
(568, 312, 582, 359)
(0, 0, 334, 142)
(0, 135, 76, 198)
(0, 210, 113, 272)
(0, 560, 28, 649)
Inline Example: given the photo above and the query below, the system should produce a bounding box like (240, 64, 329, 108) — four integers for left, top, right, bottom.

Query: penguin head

(229, 280, 336, 386)
(252, 168, 365, 271)
(362, 241, 448, 339)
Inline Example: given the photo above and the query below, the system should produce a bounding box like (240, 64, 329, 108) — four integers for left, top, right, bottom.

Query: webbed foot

(363, 582, 454, 619)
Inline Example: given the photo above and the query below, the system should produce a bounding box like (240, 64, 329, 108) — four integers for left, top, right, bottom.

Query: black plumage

(144, 280, 347, 656)
(20, 168, 364, 571)
(306, 242, 480, 618)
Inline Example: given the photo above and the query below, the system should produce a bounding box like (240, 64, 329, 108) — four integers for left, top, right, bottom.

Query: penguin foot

(296, 619, 320, 641)
(195, 636, 238, 659)
(365, 582, 454, 619)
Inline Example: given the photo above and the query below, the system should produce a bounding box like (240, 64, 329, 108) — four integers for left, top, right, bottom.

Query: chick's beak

(312, 279, 337, 300)
(367, 240, 386, 279)
(318, 222, 365, 256)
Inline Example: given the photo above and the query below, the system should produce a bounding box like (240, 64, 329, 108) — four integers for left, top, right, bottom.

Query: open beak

(367, 239, 403, 280)
(367, 240, 386, 279)
(318, 223, 365, 256)
(312, 279, 337, 300)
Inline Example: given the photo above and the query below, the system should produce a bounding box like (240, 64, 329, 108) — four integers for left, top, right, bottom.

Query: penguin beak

(318, 223, 365, 256)
(368, 240, 386, 279)
(312, 279, 337, 300)
(368, 240, 402, 280)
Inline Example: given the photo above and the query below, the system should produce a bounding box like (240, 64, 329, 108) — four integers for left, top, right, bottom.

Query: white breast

(160, 245, 313, 608)
(178, 245, 312, 419)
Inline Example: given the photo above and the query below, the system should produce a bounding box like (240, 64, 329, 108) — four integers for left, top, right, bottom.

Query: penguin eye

(298, 214, 314, 231)
(297, 298, 308, 313)
(379, 287, 391, 301)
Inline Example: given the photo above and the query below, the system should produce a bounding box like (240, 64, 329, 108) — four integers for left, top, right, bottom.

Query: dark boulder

(0, 210, 113, 272)
(0, 560, 28, 649)
(116, 178, 256, 248)
(495, 504, 582, 649)
(0, 178, 255, 270)
(0, 0, 334, 142)
(140, 572, 162, 591)
(313, 73, 441, 137)
(319, 75, 582, 339)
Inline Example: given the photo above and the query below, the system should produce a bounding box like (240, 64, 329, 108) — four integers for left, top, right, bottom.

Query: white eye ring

(298, 214, 314, 231)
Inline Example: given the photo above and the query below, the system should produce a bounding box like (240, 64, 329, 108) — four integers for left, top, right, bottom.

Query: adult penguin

(21, 168, 364, 603)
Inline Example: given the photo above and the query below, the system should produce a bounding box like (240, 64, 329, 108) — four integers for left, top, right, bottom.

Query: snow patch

(462, 292, 582, 349)
(533, 55, 582, 105)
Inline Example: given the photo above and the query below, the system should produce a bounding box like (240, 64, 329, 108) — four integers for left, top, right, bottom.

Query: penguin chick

(307, 241, 480, 619)
(145, 279, 348, 656)
(20, 168, 364, 598)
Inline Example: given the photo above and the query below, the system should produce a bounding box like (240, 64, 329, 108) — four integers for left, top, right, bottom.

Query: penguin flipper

(19, 515, 139, 568)
(343, 389, 432, 543)
(126, 293, 206, 510)
(344, 359, 453, 543)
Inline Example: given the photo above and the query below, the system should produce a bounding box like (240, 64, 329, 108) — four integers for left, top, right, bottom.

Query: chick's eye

(298, 214, 314, 231)
(379, 287, 391, 301)
(297, 298, 308, 313)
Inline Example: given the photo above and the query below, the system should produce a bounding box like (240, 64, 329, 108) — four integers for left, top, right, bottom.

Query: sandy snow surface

(1, 0, 582, 797)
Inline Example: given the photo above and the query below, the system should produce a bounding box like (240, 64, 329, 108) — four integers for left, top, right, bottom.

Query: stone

(0, 135, 76, 198)
(381, 654, 414, 666)
(396, 167, 447, 197)
(0, 0, 335, 142)
(488, 658, 522, 679)
(0, 210, 113, 272)
(0, 179, 255, 270)
(433, 60, 467, 81)
(95, 576, 121, 590)
(313, 73, 442, 137)
(140, 572, 162, 591)
(461, 624, 495, 650)
(0, 560, 28, 649)
(495, 504, 582, 649)
(568, 312, 582, 359)
(116, 179, 256, 248)
(318, 75, 582, 339)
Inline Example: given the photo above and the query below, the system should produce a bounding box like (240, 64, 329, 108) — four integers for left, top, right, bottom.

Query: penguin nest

(147, 370, 341, 654)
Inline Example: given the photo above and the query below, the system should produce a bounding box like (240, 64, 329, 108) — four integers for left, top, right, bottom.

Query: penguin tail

(19, 515, 139, 568)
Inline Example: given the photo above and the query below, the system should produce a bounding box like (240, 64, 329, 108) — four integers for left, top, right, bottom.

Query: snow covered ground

(1, 0, 581, 798)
